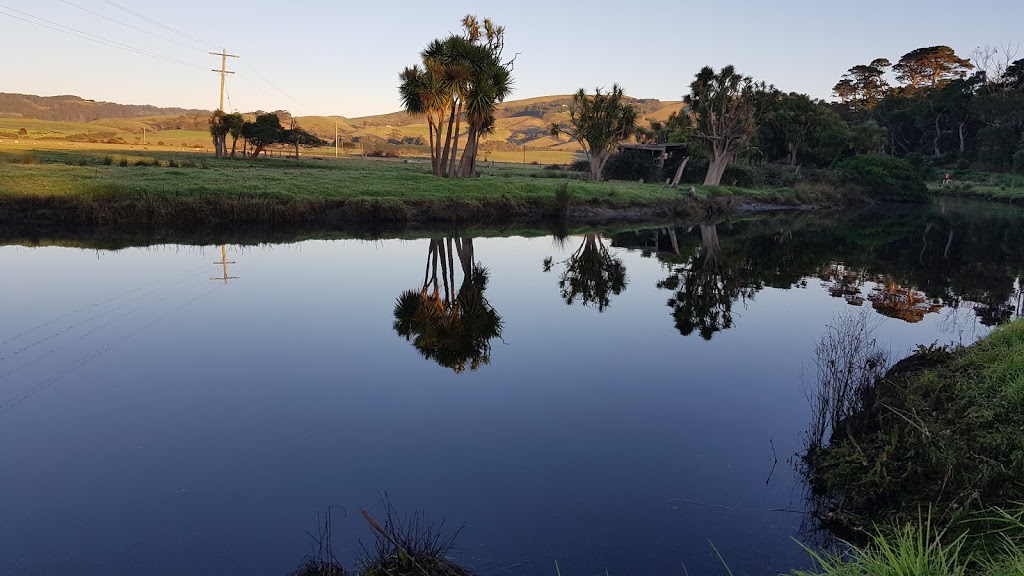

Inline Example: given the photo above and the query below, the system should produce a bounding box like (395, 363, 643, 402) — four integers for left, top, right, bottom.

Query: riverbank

(801, 317, 1024, 574)
(0, 148, 844, 229)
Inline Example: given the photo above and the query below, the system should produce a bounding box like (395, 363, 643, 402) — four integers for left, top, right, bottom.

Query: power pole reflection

(211, 245, 239, 284)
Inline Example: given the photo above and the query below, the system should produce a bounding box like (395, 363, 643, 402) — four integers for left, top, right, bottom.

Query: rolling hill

(0, 92, 684, 153)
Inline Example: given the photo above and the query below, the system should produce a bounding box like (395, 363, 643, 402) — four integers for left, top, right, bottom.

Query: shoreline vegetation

(799, 315, 1024, 575)
(0, 147, 849, 230)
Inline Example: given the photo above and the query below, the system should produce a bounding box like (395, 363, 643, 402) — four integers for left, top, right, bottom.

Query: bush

(603, 150, 657, 182)
(569, 159, 589, 172)
(1014, 149, 1024, 175)
(836, 155, 929, 202)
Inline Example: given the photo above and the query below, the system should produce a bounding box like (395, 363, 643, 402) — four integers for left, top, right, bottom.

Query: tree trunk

(457, 127, 479, 177)
(788, 143, 798, 165)
(933, 115, 943, 158)
(428, 121, 437, 174)
(588, 152, 607, 182)
(448, 101, 463, 177)
(438, 105, 457, 177)
(230, 135, 239, 159)
(670, 157, 690, 188)
(958, 122, 966, 154)
(704, 153, 729, 185)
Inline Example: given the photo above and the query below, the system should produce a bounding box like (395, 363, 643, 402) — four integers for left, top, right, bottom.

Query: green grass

(806, 318, 1024, 536)
(0, 147, 837, 227)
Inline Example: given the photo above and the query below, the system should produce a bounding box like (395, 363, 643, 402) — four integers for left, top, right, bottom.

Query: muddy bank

(0, 193, 828, 244)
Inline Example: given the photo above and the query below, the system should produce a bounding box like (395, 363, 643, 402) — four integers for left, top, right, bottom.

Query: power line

(239, 58, 311, 114)
(101, 0, 218, 50)
(0, 4, 206, 70)
(56, 0, 208, 53)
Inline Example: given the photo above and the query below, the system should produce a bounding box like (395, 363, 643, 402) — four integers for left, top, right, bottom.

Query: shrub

(603, 150, 657, 182)
(836, 155, 929, 202)
(18, 152, 38, 165)
(118, 158, 129, 167)
(569, 159, 589, 172)
(101, 156, 114, 166)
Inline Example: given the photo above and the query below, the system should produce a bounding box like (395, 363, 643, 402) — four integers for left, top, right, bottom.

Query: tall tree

(833, 59, 891, 107)
(398, 15, 514, 178)
(550, 84, 638, 182)
(893, 46, 973, 89)
(685, 65, 764, 185)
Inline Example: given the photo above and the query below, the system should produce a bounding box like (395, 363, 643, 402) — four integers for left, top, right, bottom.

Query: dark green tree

(685, 65, 764, 185)
(241, 113, 286, 159)
(550, 85, 638, 182)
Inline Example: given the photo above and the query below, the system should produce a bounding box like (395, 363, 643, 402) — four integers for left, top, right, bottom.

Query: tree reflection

(543, 234, 627, 312)
(393, 237, 502, 373)
(657, 224, 759, 340)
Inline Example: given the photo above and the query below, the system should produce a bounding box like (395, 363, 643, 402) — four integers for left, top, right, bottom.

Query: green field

(0, 146, 828, 229)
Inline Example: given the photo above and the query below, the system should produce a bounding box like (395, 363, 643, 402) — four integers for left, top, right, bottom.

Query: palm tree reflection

(393, 237, 502, 373)
(543, 234, 627, 312)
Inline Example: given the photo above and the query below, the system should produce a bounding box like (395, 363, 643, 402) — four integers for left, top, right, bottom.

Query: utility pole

(210, 49, 239, 111)
(335, 119, 339, 158)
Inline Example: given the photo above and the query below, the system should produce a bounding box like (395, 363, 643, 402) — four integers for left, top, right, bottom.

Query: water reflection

(543, 234, 627, 312)
(655, 223, 760, 340)
(612, 203, 1024, 339)
(392, 237, 503, 373)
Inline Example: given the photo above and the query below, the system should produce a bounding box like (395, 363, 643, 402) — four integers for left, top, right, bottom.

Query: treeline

(581, 44, 1024, 194)
(831, 45, 1024, 171)
(208, 110, 326, 159)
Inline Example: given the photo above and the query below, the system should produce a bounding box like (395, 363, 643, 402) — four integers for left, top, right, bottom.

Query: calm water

(1, 201, 1021, 576)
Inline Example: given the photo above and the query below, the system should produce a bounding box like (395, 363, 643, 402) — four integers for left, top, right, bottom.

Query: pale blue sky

(0, 0, 1019, 117)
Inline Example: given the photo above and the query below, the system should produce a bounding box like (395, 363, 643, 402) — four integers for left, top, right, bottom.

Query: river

(0, 200, 1021, 576)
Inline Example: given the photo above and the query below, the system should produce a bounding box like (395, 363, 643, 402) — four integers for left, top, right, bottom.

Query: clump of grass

(18, 152, 38, 165)
(118, 158, 128, 167)
(289, 507, 348, 576)
(552, 181, 573, 218)
(794, 512, 970, 576)
(101, 155, 114, 166)
(359, 497, 470, 576)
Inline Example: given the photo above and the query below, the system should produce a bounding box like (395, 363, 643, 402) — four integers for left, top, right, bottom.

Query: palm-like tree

(398, 16, 514, 178)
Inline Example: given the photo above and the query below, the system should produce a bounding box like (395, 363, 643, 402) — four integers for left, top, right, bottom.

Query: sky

(0, 0, 1020, 118)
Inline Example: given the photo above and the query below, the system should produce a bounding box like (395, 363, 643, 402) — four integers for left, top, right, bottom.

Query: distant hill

(335, 95, 684, 151)
(0, 93, 207, 123)
(0, 92, 683, 152)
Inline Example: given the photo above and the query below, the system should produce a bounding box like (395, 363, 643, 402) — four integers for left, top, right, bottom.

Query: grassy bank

(800, 317, 1024, 574)
(0, 148, 840, 229)
(931, 170, 1024, 202)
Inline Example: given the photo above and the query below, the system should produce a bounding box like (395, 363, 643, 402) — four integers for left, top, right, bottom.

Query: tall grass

(794, 507, 1024, 576)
